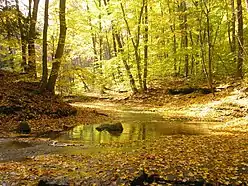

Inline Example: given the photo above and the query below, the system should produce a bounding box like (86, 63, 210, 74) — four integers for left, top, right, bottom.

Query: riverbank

(74, 84, 248, 134)
(0, 70, 109, 137)
(1, 69, 247, 136)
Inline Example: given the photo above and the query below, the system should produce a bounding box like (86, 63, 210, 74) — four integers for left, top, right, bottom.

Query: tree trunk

(143, 0, 148, 91)
(86, 3, 98, 62)
(40, 0, 49, 92)
(112, 30, 117, 57)
(27, 0, 39, 78)
(236, 0, 243, 79)
(120, 2, 144, 90)
(99, 0, 103, 62)
(46, 0, 67, 93)
(231, 0, 236, 54)
(15, 0, 27, 71)
(115, 33, 138, 93)
(206, 2, 214, 95)
(180, 1, 188, 77)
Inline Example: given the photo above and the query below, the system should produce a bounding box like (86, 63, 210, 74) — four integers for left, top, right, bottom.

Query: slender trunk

(231, 0, 236, 54)
(206, 3, 214, 95)
(199, 7, 208, 80)
(98, 0, 103, 63)
(167, 0, 177, 75)
(86, 4, 98, 62)
(120, 2, 144, 90)
(5, 0, 14, 69)
(105, 33, 111, 59)
(236, 0, 243, 79)
(189, 31, 195, 75)
(27, 0, 39, 78)
(46, 0, 67, 93)
(180, 1, 188, 77)
(115, 33, 138, 93)
(143, 0, 148, 91)
(15, 0, 27, 71)
(112, 31, 117, 57)
(103, 0, 117, 58)
(40, 0, 49, 92)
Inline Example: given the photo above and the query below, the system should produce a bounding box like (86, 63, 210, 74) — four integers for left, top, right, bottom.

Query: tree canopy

(0, 0, 248, 94)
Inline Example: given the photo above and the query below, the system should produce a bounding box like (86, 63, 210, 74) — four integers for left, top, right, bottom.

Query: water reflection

(57, 111, 216, 144)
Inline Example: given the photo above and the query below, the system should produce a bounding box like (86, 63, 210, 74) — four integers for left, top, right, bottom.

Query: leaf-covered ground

(0, 71, 248, 185)
(0, 70, 109, 137)
(0, 134, 247, 185)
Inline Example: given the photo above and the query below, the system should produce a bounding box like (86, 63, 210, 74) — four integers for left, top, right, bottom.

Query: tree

(46, 0, 67, 93)
(40, 0, 49, 92)
(27, 0, 39, 76)
(180, 1, 189, 77)
(120, 1, 144, 90)
(27, 0, 39, 77)
(15, 0, 28, 71)
(236, 0, 243, 79)
(143, 0, 148, 91)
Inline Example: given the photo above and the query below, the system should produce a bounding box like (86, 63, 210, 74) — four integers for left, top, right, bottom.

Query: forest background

(0, 0, 248, 95)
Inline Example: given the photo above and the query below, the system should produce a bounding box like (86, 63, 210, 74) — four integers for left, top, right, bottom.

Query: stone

(95, 122, 123, 133)
(17, 121, 31, 134)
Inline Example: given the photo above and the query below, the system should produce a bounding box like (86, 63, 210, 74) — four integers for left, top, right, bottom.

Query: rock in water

(96, 122, 123, 132)
(17, 121, 31, 134)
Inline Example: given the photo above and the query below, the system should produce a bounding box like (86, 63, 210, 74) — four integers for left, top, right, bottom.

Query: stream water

(0, 102, 221, 162)
(57, 111, 215, 144)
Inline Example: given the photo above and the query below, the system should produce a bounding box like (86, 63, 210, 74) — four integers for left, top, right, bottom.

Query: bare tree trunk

(206, 2, 214, 95)
(199, 5, 208, 81)
(180, 1, 189, 77)
(86, 3, 98, 64)
(15, 0, 27, 71)
(120, 2, 144, 90)
(231, 0, 236, 54)
(27, 0, 39, 78)
(143, 0, 148, 91)
(112, 30, 117, 57)
(189, 31, 195, 75)
(99, 0, 103, 62)
(105, 33, 112, 59)
(115, 33, 138, 93)
(236, 0, 243, 79)
(40, 0, 49, 92)
(46, 0, 67, 93)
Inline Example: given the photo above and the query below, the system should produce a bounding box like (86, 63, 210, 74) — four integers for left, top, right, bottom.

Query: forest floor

(0, 71, 247, 185)
(0, 70, 109, 137)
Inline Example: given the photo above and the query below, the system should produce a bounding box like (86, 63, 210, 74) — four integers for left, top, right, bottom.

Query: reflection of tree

(57, 115, 211, 144)
(108, 131, 122, 136)
(142, 123, 146, 140)
(80, 128, 83, 140)
(90, 125, 95, 144)
(128, 123, 136, 141)
(98, 131, 102, 143)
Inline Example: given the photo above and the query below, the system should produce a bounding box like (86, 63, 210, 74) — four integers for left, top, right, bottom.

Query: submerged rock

(96, 122, 123, 133)
(17, 121, 31, 134)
